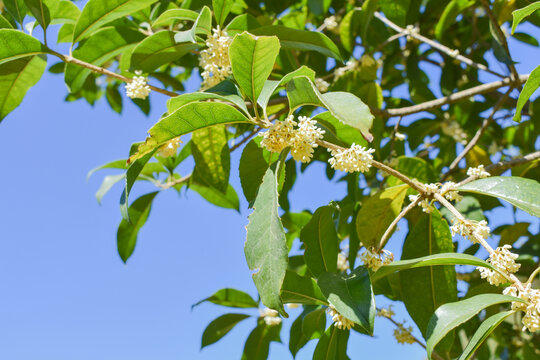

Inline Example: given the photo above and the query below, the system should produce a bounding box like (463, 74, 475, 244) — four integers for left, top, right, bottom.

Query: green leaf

(339, 9, 362, 53)
(72, 0, 158, 44)
(289, 314, 309, 358)
(317, 267, 375, 334)
(308, 0, 331, 15)
(458, 310, 515, 360)
(151, 8, 199, 27)
(0, 14, 13, 29)
(0, 29, 47, 64)
(239, 140, 271, 205)
(380, 0, 410, 27)
(459, 176, 540, 217)
(280, 270, 328, 305)
(251, 25, 342, 61)
(49, 0, 80, 25)
(65, 26, 144, 92)
(96, 174, 125, 204)
(225, 14, 262, 35)
(229, 32, 280, 103)
(87, 159, 127, 179)
(173, 5, 212, 43)
(300, 205, 339, 277)
(242, 320, 282, 360)
(426, 294, 525, 360)
(435, 0, 475, 40)
(117, 192, 158, 263)
(302, 308, 326, 340)
(513, 65, 540, 121)
(313, 111, 367, 147)
(4, 0, 28, 25)
(129, 102, 251, 163)
(372, 253, 496, 282)
(191, 125, 230, 193)
(212, 0, 233, 26)
(202, 313, 251, 349)
(190, 182, 240, 210)
(286, 76, 374, 141)
(313, 324, 350, 360)
(400, 210, 458, 344)
(130, 30, 199, 73)
(387, 156, 437, 186)
(0, 54, 46, 121)
(512, 2, 540, 34)
(167, 86, 249, 117)
(193, 288, 258, 309)
(121, 150, 155, 221)
(245, 167, 289, 317)
(23, 0, 51, 31)
(355, 184, 409, 248)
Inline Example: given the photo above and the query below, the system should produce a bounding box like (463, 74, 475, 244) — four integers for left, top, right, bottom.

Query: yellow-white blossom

(409, 195, 435, 213)
(328, 144, 375, 173)
(440, 181, 463, 202)
(393, 324, 416, 344)
(126, 70, 151, 99)
(334, 60, 357, 79)
(199, 27, 232, 89)
(360, 248, 393, 272)
(467, 165, 490, 179)
(450, 218, 490, 243)
(503, 283, 540, 332)
(315, 78, 330, 92)
(423, 183, 439, 195)
(395, 132, 406, 141)
(323, 16, 339, 31)
(337, 252, 349, 272)
(477, 245, 520, 286)
(157, 137, 182, 157)
(327, 305, 354, 330)
(260, 115, 297, 153)
(441, 120, 467, 144)
(403, 25, 419, 41)
(286, 303, 300, 309)
(377, 305, 395, 318)
(260, 308, 282, 326)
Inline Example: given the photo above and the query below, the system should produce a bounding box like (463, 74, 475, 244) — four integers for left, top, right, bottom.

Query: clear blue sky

(0, 13, 538, 360)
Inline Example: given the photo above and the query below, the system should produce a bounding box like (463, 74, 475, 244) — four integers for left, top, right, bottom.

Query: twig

(230, 127, 261, 152)
(372, 11, 505, 79)
(371, 74, 528, 117)
(377, 196, 421, 250)
(442, 88, 513, 180)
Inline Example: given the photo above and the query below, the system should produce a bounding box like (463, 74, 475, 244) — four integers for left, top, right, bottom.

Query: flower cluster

(260, 115, 324, 163)
(199, 27, 232, 89)
(423, 183, 439, 195)
(323, 16, 339, 31)
(327, 305, 354, 330)
(477, 245, 520, 286)
(394, 132, 406, 141)
(157, 137, 182, 158)
(260, 308, 282, 326)
(337, 252, 349, 272)
(377, 305, 395, 318)
(503, 283, 540, 332)
(334, 60, 357, 79)
(315, 78, 329, 92)
(467, 165, 490, 179)
(409, 195, 435, 213)
(403, 25, 419, 42)
(441, 120, 467, 144)
(328, 144, 375, 173)
(126, 70, 151, 99)
(440, 181, 463, 202)
(450, 217, 490, 243)
(360, 248, 393, 272)
(393, 324, 416, 344)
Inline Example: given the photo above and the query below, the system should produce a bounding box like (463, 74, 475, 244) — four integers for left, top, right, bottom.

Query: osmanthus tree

(1, 0, 540, 358)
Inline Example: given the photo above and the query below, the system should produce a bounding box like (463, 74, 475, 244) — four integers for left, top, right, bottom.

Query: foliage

(1, 0, 540, 358)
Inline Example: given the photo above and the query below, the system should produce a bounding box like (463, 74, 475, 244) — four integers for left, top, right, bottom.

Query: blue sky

(0, 13, 539, 360)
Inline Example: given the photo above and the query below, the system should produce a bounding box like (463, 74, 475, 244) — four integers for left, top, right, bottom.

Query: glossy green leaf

(435, 0, 475, 40)
(201, 313, 251, 348)
(65, 27, 143, 92)
(213, 0, 233, 26)
(0, 14, 13, 29)
(152, 8, 199, 27)
(300, 205, 339, 277)
(512, 2, 540, 34)
(239, 140, 270, 205)
(3, 0, 28, 25)
(251, 25, 342, 61)
(289, 314, 309, 358)
(173, 5, 212, 43)
(317, 267, 375, 334)
(96, 174, 125, 204)
(400, 210, 458, 344)
(286, 76, 374, 141)
(426, 294, 525, 360)
(0, 54, 46, 121)
(387, 156, 437, 186)
(87, 159, 127, 179)
(355, 184, 408, 248)
(459, 176, 540, 217)
(193, 288, 258, 309)
(130, 30, 199, 73)
(72, 0, 158, 43)
(339, 9, 361, 53)
(117, 192, 158, 262)
(245, 167, 289, 317)
(380, 0, 410, 27)
(513, 65, 540, 121)
(225, 13, 262, 34)
(23, 0, 51, 31)
(121, 150, 155, 221)
(302, 308, 326, 340)
(458, 310, 515, 360)
(313, 111, 367, 147)
(281, 270, 328, 305)
(229, 32, 280, 103)
(241, 320, 282, 360)
(372, 253, 496, 282)
(313, 324, 350, 360)
(0, 29, 47, 64)
(167, 87, 249, 116)
(49, 0, 80, 25)
(190, 182, 240, 210)
(191, 125, 230, 193)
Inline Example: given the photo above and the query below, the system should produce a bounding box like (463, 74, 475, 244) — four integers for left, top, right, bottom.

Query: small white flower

(423, 183, 439, 195)
(477, 245, 520, 286)
(467, 165, 490, 179)
(393, 324, 416, 344)
(409, 194, 435, 213)
(315, 78, 330, 92)
(328, 144, 375, 173)
(404, 25, 419, 41)
(157, 137, 182, 158)
(377, 305, 395, 318)
(327, 305, 354, 330)
(323, 16, 339, 31)
(286, 303, 300, 309)
(394, 132, 406, 141)
(199, 27, 232, 89)
(441, 120, 467, 144)
(337, 252, 349, 272)
(503, 283, 540, 332)
(260, 115, 297, 153)
(450, 218, 490, 243)
(260, 308, 282, 326)
(334, 60, 357, 79)
(440, 182, 462, 202)
(126, 70, 151, 99)
(360, 248, 393, 272)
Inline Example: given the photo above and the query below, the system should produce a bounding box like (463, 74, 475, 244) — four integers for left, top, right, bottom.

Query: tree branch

(377, 196, 420, 250)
